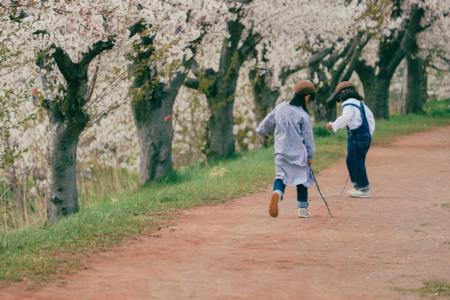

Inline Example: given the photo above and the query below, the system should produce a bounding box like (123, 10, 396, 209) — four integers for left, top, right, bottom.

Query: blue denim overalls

(343, 101, 371, 191)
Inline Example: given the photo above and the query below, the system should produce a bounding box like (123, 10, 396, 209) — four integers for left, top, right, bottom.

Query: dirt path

(2, 126, 450, 300)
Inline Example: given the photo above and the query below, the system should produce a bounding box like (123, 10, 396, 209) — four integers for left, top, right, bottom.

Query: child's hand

(326, 122, 334, 131)
(307, 159, 313, 166)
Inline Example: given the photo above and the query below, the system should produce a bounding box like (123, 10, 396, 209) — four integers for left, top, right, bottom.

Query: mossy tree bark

(128, 21, 206, 183)
(40, 40, 115, 222)
(185, 8, 262, 160)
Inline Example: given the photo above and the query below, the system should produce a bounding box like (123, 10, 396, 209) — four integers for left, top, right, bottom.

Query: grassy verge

(420, 280, 450, 297)
(1, 99, 450, 285)
(399, 280, 450, 297)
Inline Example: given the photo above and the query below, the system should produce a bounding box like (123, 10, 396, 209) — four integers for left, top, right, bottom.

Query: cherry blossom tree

(353, 0, 448, 118)
(7, 0, 133, 222)
(0, 4, 39, 224)
(184, 0, 262, 160)
(263, 0, 366, 120)
(127, 1, 225, 183)
(248, 44, 280, 127)
(309, 32, 370, 120)
(405, 1, 449, 113)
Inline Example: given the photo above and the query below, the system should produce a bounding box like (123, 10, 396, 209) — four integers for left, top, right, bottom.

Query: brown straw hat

(294, 80, 316, 95)
(328, 81, 355, 103)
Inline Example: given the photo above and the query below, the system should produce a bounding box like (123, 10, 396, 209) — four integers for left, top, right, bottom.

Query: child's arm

(256, 110, 276, 136)
(302, 116, 315, 162)
(327, 106, 353, 133)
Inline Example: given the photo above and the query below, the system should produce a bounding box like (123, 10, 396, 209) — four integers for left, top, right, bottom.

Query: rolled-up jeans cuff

(359, 185, 370, 192)
(298, 201, 309, 209)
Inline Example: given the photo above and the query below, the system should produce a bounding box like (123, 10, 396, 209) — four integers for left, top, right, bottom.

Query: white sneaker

(347, 187, 358, 195)
(298, 208, 310, 218)
(350, 189, 372, 198)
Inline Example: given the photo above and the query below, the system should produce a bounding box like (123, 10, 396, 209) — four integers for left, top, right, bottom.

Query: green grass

(420, 280, 450, 297)
(1, 99, 450, 285)
(397, 279, 450, 297)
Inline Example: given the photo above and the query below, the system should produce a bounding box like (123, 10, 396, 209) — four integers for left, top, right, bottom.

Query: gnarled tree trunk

(405, 33, 427, 115)
(128, 20, 204, 183)
(185, 12, 262, 160)
(365, 77, 391, 119)
(132, 94, 175, 183)
(47, 118, 86, 221)
(39, 40, 114, 222)
(249, 67, 279, 147)
(206, 98, 235, 158)
(355, 4, 424, 119)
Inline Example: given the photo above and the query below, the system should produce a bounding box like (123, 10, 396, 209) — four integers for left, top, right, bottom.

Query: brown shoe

(269, 192, 280, 217)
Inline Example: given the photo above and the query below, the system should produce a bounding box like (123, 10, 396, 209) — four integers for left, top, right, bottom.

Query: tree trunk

(356, 61, 392, 119)
(206, 96, 235, 159)
(249, 68, 279, 147)
(315, 85, 336, 121)
(354, 4, 425, 120)
(364, 76, 391, 119)
(133, 95, 175, 183)
(190, 16, 261, 160)
(41, 40, 114, 222)
(405, 56, 426, 114)
(47, 121, 84, 222)
(249, 69, 279, 124)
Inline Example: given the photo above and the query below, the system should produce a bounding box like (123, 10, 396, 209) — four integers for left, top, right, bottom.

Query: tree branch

(278, 47, 333, 85)
(429, 63, 450, 72)
(80, 37, 116, 67)
(355, 59, 374, 79)
(238, 30, 263, 61)
(436, 53, 450, 67)
(385, 5, 424, 75)
(324, 41, 351, 69)
(184, 77, 200, 90)
(419, 10, 449, 32)
(279, 63, 308, 85)
(340, 33, 371, 81)
(50, 46, 76, 80)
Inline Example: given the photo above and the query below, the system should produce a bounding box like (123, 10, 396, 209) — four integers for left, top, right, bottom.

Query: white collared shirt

(331, 98, 375, 135)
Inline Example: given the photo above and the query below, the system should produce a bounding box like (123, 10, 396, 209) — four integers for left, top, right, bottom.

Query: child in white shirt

(326, 81, 375, 198)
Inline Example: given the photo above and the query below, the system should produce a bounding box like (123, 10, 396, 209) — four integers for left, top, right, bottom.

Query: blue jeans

(346, 133, 371, 190)
(273, 179, 308, 208)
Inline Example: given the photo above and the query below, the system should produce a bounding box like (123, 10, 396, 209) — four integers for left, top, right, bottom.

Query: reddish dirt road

(2, 126, 450, 300)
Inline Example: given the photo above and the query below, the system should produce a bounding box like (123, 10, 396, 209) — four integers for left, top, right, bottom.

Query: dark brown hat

(327, 81, 355, 103)
(294, 80, 316, 95)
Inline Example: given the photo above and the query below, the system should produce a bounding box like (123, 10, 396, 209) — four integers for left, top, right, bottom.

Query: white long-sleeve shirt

(331, 98, 375, 136)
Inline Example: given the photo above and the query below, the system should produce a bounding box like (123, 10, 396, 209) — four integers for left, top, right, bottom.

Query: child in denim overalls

(327, 81, 375, 197)
(257, 80, 316, 218)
